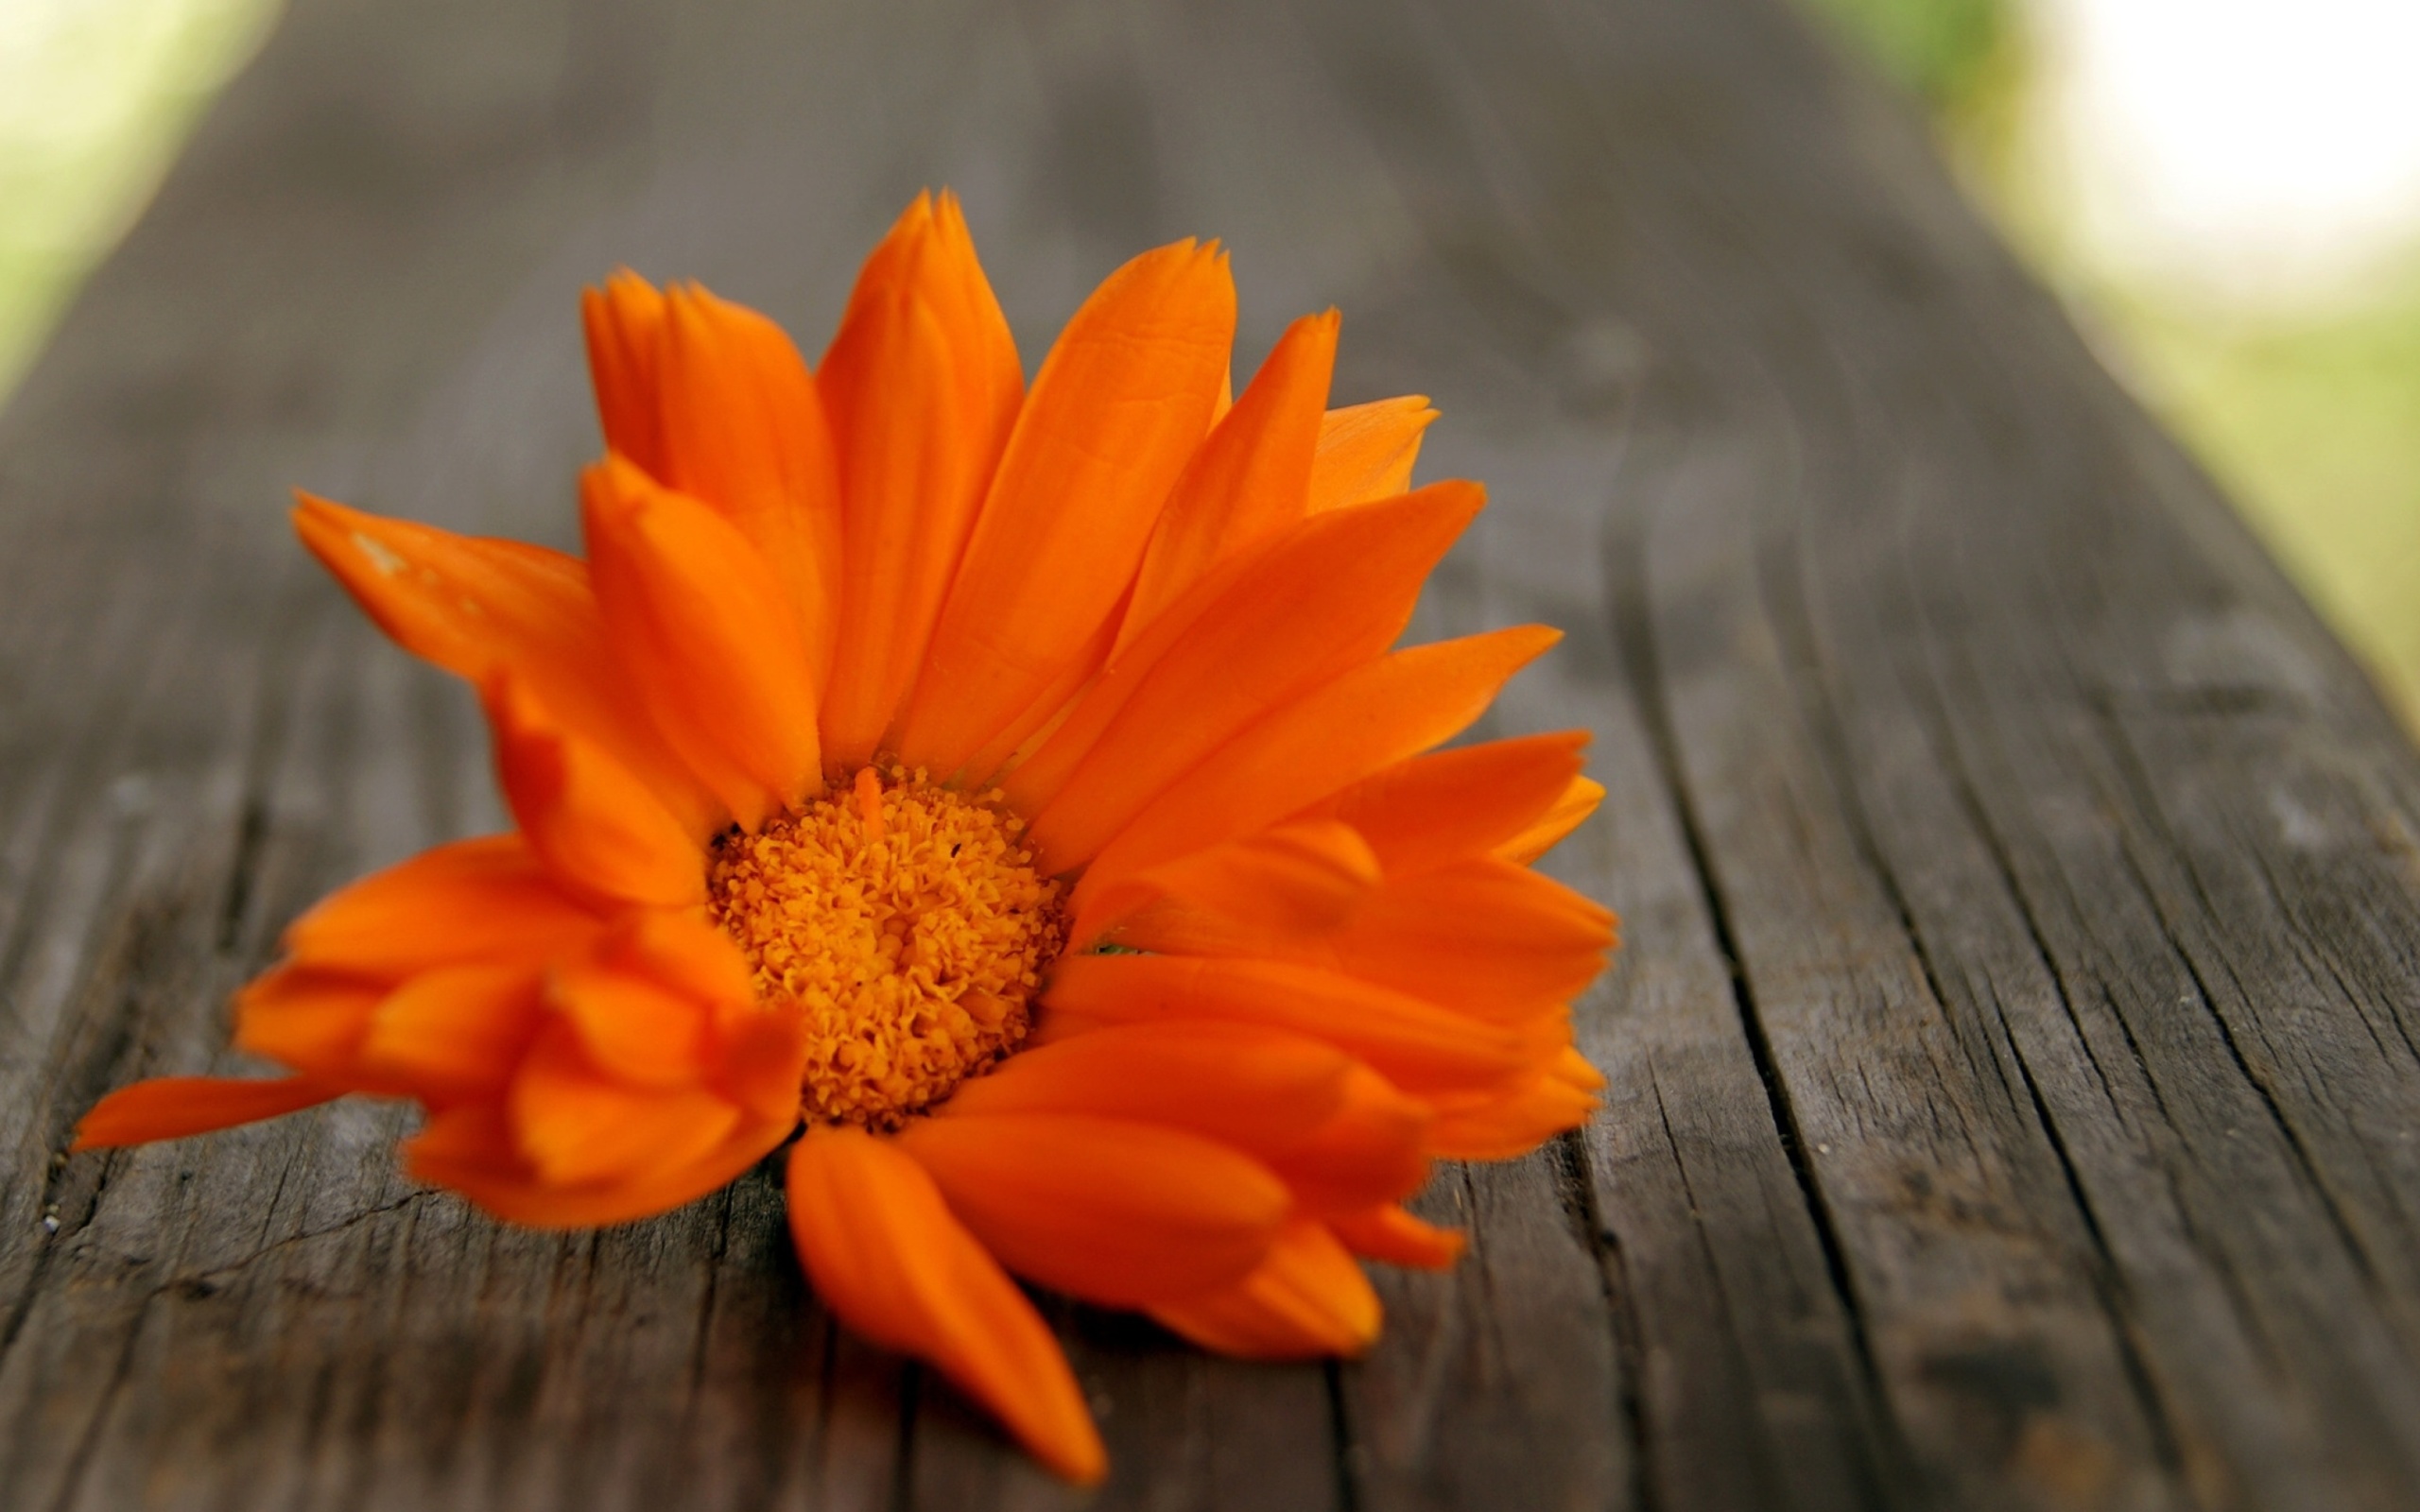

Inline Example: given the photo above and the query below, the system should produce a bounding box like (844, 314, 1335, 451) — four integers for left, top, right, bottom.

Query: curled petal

(894, 1111, 1288, 1307)
(508, 1022, 742, 1188)
(1305, 396, 1436, 514)
(1316, 732, 1590, 877)
(786, 1127, 1104, 1485)
(581, 456, 822, 827)
(1496, 775, 1607, 865)
(281, 835, 604, 979)
(405, 1100, 788, 1228)
(484, 675, 704, 909)
(356, 962, 546, 1104)
(231, 966, 386, 1078)
(1329, 1204, 1468, 1269)
(1150, 1218, 1380, 1360)
(1261, 1064, 1432, 1215)
(1425, 1067, 1600, 1160)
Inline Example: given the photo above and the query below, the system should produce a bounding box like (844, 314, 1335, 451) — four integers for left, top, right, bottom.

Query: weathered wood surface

(4, 0, 2418, 1506)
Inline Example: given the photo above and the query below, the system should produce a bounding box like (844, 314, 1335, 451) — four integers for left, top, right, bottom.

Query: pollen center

(705, 765, 1066, 1128)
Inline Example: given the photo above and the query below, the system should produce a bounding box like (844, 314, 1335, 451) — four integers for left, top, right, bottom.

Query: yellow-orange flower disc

(707, 765, 1063, 1126)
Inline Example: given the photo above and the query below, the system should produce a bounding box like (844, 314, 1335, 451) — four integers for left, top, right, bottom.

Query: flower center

(705, 765, 1066, 1128)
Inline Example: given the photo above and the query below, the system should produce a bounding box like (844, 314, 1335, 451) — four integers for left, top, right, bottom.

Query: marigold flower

(76, 191, 1616, 1483)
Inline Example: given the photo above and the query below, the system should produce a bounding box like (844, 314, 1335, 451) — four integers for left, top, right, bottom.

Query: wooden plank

(4, 0, 2420, 1506)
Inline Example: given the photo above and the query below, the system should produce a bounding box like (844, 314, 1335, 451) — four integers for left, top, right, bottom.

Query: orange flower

(75, 192, 1615, 1483)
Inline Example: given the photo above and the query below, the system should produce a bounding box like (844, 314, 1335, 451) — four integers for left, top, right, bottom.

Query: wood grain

(3, 0, 2417, 1506)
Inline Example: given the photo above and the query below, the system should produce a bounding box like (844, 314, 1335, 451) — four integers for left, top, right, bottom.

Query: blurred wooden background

(4, 0, 2419, 1507)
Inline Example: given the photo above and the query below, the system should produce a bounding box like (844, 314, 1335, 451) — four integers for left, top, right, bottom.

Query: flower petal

(1080, 819, 1381, 949)
(1300, 858, 1616, 1022)
(1261, 1063, 1432, 1214)
(1149, 1218, 1379, 1360)
(1425, 1068, 1600, 1160)
(893, 1111, 1287, 1307)
(404, 1101, 787, 1228)
(1115, 310, 1339, 646)
(657, 284, 843, 677)
(940, 1019, 1353, 1148)
(293, 494, 715, 833)
(819, 194, 1022, 767)
(281, 835, 604, 979)
(356, 962, 545, 1103)
(1073, 624, 1561, 914)
(230, 965, 385, 1077)
(483, 675, 704, 909)
(581, 271, 672, 478)
(581, 455, 822, 828)
(1305, 397, 1436, 514)
(1041, 954, 1532, 1093)
(507, 1022, 741, 1187)
(1329, 1204, 1468, 1269)
(1016, 483, 1485, 863)
(893, 240, 1236, 776)
(1496, 775, 1607, 865)
(72, 1075, 339, 1150)
(1317, 732, 1590, 877)
(786, 1126, 1104, 1485)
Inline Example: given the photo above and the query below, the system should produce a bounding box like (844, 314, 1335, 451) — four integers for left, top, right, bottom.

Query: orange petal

(1079, 819, 1382, 949)
(1554, 1044, 1609, 1092)
(786, 1126, 1104, 1485)
(229, 965, 385, 1078)
(1262, 1063, 1432, 1215)
(1426, 1068, 1599, 1160)
(1306, 858, 1616, 1022)
(294, 493, 715, 834)
(819, 194, 1023, 767)
(1329, 1204, 1467, 1269)
(1497, 775, 1607, 865)
(73, 1075, 339, 1150)
(655, 284, 843, 678)
(940, 1020, 1353, 1149)
(1041, 954, 1532, 1093)
(1305, 396, 1436, 514)
(405, 1100, 788, 1228)
(546, 950, 712, 1090)
(483, 675, 704, 909)
(580, 455, 821, 828)
(1149, 1218, 1380, 1360)
(1076, 625, 1562, 912)
(356, 962, 546, 1104)
(894, 1111, 1287, 1307)
(1016, 483, 1485, 863)
(508, 1023, 742, 1187)
(1317, 732, 1590, 877)
(282, 835, 604, 979)
(892, 240, 1236, 775)
(582, 271, 672, 479)
(1115, 311, 1339, 647)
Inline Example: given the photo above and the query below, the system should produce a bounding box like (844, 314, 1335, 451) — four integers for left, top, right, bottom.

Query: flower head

(77, 192, 1615, 1483)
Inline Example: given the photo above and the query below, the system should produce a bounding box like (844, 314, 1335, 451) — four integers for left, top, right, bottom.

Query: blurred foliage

(0, 0, 281, 398)
(1805, 0, 2013, 109)
(2116, 272, 2420, 720)
(1812, 0, 2420, 727)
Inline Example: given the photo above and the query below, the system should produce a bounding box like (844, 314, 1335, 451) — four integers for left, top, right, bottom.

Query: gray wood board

(1, 0, 2415, 1507)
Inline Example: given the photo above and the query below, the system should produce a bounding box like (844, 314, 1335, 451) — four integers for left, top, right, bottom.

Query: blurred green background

(3, 0, 2416, 724)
